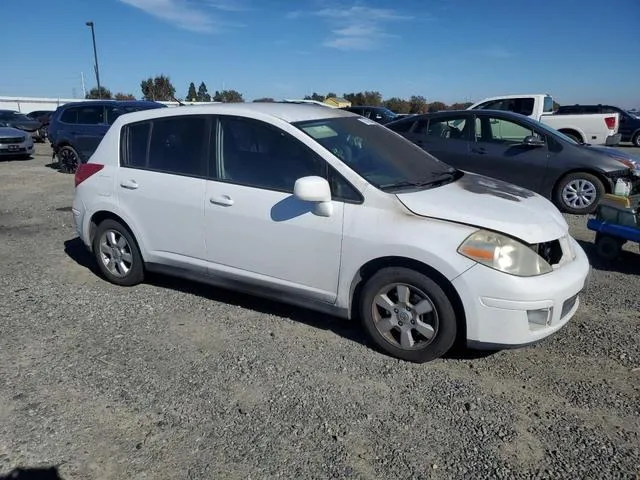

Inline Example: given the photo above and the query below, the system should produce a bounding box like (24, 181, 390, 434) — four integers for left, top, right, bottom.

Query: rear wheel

(92, 219, 145, 286)
(58, 145, 80, 174)
(554, 172, 605, 215)
(359, 267, 457, 363)
(560, 131, 582, 143)
(632, 132, 640, 148)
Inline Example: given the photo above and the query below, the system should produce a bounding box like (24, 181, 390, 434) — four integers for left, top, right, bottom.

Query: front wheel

(595, 234, 623, 261)
(632, 132, 640, 148)
(359, 267, 457, 363)
(92, 219, 145, 286)
(554, 172, 605, 215)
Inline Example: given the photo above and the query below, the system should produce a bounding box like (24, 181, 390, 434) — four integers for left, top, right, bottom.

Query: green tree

(384, 97, 410, 114)
(213, 89, 244, 103)
(428, 101, 448, 112)
(85, 86, 112, 99)
(197, 82, 211, 102)
(448, 102, 473, 110)
(304, 92, 325, 102)
(114, 92, 136, 100)
(140, 74, 176, 101)
(253, 97, 275, 102)
(344, 91, 382, 106)
(326, 92, 337, 99)
(409, 95, 428, 114)
(186, 82, 197, 101)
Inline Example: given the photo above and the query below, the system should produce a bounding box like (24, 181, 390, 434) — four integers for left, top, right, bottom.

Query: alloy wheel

(98, 229, 134, 278)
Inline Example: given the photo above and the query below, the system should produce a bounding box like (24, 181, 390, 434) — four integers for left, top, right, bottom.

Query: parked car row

(72, 102, 592, 363)
(0, 109, 47, 143)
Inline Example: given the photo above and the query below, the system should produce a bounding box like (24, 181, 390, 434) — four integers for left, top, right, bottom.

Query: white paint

(72, 102, 591, 355)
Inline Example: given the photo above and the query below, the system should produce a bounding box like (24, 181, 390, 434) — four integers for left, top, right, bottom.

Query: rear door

(469, 113, 549, 191)
(74, 105, 110, 161)
(117, 115, 209, 270)
(405, 114, 472, 168)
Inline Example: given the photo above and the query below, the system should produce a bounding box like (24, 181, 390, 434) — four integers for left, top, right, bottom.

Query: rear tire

(359, 267, 457, 363)
(632, 132, 640, 148)
(92, 219, 145, 286)
(561, 131, 582, 143)
(58, 145, 80, 174)
(554, 172, 605, 215)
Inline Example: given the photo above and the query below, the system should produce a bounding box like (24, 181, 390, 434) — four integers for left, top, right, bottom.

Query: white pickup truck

(467, 94, 621, 146)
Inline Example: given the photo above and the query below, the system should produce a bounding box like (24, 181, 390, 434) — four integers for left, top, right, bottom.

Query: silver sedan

(0, 127, 34, 158)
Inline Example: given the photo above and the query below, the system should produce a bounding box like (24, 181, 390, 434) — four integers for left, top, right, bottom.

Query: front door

(204, 115, 344, 303)
(116, 115, 209, 270)
(469, 114, 550, 192)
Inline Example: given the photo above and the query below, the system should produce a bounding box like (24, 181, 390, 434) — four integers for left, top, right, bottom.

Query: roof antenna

(171, 95, 185, 106)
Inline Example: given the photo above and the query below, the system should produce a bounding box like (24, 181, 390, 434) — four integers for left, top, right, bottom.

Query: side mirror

(293, 176, 333, 217)
(523, 135, 545, 147)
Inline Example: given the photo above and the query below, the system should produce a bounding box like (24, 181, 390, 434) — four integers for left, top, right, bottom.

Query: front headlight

(458, 229, 552, 277)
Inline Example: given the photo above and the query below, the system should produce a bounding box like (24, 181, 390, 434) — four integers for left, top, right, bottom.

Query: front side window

(120, 115, 208, 177)
(543, 96, 555, 113)
(218, 116, 325, 193)
(476, 116, 537, 144)
(294, 116, 456, 191)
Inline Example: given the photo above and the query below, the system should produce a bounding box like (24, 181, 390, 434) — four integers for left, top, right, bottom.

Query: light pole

(85, 21, 102, 98)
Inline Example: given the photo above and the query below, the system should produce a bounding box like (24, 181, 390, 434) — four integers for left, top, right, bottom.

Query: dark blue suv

(48, 100, 166, 172)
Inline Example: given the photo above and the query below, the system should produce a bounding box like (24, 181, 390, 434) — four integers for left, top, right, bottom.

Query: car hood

(583, 145, 640, 170)
(0, 126, 28, 137)
(395, 172, 568, 244)
(8, 120, 40, 131)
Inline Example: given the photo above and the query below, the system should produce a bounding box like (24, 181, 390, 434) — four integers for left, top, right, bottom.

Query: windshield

(0, 111, 32, 121)
(293, 116, 456, 191)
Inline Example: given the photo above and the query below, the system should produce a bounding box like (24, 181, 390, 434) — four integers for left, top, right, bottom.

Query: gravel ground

(0, 144, 639, 480)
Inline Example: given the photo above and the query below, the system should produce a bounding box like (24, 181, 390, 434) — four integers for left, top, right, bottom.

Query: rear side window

(60, 108, 78, 124)
(120, 116, 208, 178)
(77, 106, 105, 124)
(476, 97, 534, 116)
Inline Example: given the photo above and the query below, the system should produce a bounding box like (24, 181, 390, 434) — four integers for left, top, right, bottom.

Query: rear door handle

(209, 195, 234, 207)
(120, 179, 138, 190)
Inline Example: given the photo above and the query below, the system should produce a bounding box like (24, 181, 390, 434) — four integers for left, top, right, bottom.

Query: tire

(554, 172, 605, 215)
(359, 267, 457, 363)
(561, 131, 582, 143)
(632, 132, 640, 148)
(57, 145, 80, 174)
(92, 219, 145, 286)
(595, 235, 622, 261)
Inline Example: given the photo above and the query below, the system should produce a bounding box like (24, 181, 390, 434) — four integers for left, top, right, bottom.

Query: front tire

(632, 132, 640, 148)
(554, 172, 605, 215)
(359, 267, 457, 363)
(92, 219, 145, 286)
(595, 234, 622, 261)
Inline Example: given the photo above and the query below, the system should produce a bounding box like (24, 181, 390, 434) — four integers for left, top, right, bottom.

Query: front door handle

(120, 179, 138, 190)
(472, 147, 487, 154)
(209, 195, 234, 207)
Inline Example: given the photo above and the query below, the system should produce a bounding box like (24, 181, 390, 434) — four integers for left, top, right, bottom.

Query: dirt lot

(0, 143, 639, 479)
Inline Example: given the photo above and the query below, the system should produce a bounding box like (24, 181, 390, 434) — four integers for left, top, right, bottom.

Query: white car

(72, 103, 591, 363)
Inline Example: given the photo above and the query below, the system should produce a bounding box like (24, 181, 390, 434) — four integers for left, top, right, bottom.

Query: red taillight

(74, 163, 104, 187)
(604, 116, 616, 130)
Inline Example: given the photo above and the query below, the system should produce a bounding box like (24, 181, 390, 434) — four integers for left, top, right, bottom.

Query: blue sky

(4, 0, 639, 107)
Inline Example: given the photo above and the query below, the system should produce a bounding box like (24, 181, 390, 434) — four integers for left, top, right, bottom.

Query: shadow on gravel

(64, 237, 99, 274)
(64, 236, 504, 360)
(0, 155, 33, 162)
(578, 240, 640, 275)
(0, 466, 63, 479)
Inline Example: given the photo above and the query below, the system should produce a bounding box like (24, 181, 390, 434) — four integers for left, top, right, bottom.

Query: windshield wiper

(379, 171, 459, 191)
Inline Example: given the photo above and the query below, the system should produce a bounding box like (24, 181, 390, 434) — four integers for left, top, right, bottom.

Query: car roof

(112, 102, 360, 125)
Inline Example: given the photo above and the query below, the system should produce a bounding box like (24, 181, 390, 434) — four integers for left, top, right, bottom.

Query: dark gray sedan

(0, 110, 45, 142)
(386, 109, 639, 214)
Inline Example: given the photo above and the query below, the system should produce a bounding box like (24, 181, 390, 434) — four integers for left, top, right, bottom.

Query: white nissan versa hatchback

(72, 103, 591, 363)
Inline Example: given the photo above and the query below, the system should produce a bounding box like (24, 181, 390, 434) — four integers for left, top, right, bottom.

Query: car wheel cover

(98, 229, 134, 278)
(561, 179, 597, 209)
(371, 282, 439, 350)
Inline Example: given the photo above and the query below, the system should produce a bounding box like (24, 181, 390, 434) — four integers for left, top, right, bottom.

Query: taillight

(75, 163, 104, 187)
(604, 116, 616, 130)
